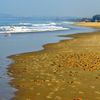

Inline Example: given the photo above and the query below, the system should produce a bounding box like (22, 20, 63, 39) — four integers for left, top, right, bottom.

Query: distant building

(80, 15, 100, 22)
(80, 18, 91, 22)
(92, 15, 100, 22)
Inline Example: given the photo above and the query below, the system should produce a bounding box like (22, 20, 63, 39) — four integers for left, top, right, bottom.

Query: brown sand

(8, 26, 100, 100)
(75, 22, 100, 28)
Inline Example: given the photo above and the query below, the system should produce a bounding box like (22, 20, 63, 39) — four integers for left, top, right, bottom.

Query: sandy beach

(8, 23, 100, 100)
(76, 22, 100, 28)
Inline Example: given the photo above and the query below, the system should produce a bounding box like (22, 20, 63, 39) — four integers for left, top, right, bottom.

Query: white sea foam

(19, 23, 32, 25)
(0, 23, 69, 33)
(61, 21, 74, 24)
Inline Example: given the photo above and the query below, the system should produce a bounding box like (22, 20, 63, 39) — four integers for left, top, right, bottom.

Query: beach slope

(9, 24, 100, 100)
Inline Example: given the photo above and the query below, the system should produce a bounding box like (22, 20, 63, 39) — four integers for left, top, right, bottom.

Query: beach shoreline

(8, 22, 100, 100)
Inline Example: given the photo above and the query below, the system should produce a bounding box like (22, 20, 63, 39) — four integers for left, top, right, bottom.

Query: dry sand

(76, 22, 100, 28)
(8, 24, 100, 100)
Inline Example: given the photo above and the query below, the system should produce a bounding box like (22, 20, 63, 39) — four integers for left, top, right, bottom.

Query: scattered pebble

(79, 91, 84, 94)
(74, 81, 81, 85)
(90, 86, 95, 89)
(71, 85, 76, 88)
(73, 98, 82, 100)
(36, 93, 40, 96)
(47, 83, 52, 86)
(95, 91, 100, 95)
(46, 95, 52, 99)
(55, 96, 61, 100)
(54, 88, 59, 92)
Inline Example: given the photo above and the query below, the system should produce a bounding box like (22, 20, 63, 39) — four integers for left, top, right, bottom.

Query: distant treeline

(80, 15, 100, 22)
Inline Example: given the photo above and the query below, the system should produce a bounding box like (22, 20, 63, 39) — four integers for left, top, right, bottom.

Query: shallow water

(0, 25, 95, 100)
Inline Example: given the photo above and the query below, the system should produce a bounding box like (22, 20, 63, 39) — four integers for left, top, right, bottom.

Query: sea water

(0, 17, 95, 100)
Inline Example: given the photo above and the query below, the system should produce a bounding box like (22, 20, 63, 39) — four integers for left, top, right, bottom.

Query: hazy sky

(0, 0, 100, 17)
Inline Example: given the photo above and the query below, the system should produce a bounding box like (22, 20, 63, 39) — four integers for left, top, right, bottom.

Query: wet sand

(8, 25, 100, 100)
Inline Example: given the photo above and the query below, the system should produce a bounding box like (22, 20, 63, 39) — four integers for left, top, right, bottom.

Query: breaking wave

(0, 22, 70, 34)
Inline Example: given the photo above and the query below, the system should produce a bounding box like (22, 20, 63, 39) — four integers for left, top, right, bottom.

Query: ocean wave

(0, 23, 69, 33)
(60, 21, 74, 24)
(19, 23, 32, 26)
(19, 22, 57, 26)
